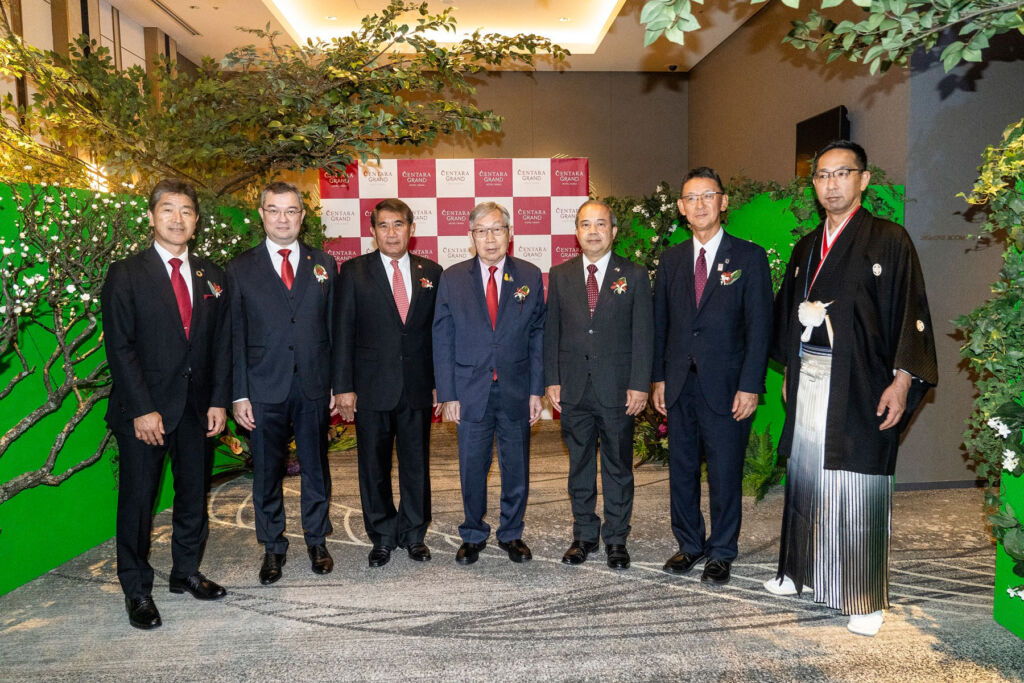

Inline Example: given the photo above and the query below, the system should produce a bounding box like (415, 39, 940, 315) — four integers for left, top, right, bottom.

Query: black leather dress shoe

(663, 551, 705, 575)
(497, 539, 532, 563)
(561, 540, 599, 565)
(126, 595, 162, 630)
(260, 552, 286, 585)
(368, 545, 392, 568)
(169, 572, 227, 600)
(701, 559, 732, 585)
(405, 542, 432, 562)
(308, 544, 334, 574)
(455, 541, 485, 565)
(606, 544, 631, 570)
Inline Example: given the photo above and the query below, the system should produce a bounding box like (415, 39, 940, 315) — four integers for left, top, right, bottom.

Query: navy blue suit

(432, 256, 545, 543)
(652, 231, 772, 561)
(227, 242, 336, 554)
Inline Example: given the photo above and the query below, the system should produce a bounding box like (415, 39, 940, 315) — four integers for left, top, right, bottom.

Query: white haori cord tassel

(798, 300, 834, 347)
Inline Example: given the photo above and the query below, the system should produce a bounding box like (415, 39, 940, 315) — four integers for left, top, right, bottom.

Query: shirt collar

(265, 238, 300, 257)
(584, 250, 613, 273)
(379, 250, 410, 269)
(692, 226, 724, 254)
(153, 241, 189, 266)
(479, 256, 506, 276)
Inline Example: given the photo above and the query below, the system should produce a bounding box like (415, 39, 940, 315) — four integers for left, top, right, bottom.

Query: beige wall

(381, 70, 688, 199)
(687, 1, 909, 184)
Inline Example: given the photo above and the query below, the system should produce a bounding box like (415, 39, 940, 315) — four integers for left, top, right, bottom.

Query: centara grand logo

(363, 168, 395, 184)
(554, 244, 580, 259)
(517, 207, 547, 223)
(515, 244, 547, 259)
(442, 245, 471, 258)
(440, 208, 470, 220)
(554, 169, 585, 181)
(323, 207, 357, 222)
(439, 169, 471, 181)
(401, 170, 432, 185)
(324, 174, 353, 187)
(554, 206, 576, 221)
(478, 169, 509, 182)
(516, 168, 547, 182)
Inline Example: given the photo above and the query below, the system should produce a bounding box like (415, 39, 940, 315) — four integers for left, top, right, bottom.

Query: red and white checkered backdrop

(319, 158, 590, 276)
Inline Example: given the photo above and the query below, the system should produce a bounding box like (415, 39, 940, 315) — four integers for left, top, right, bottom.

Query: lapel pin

(717, 263, 724, 272)
(195, 269, 203, 278)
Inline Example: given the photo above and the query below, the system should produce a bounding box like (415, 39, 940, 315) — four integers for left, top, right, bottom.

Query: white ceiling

(110, 0, 766, 72)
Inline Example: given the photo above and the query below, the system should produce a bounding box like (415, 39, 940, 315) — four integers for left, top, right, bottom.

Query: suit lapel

(495, 257, 517, 327)
(564, 256, 589, 316)
(142, 246, 188, 342)
(592, 254, 624, 319)
(406, 254, 433, 324)
(469, 258, 490, 326)
(288, 244, 312, 311)
(189, 257, 206, 338)
(675, 240, 696, 310)
(370, 251, 405, 325)
(696, 232, 731, 315)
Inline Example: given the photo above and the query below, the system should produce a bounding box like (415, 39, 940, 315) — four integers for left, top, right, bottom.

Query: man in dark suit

(652, 167, 773, 585)
(102, 178, 231, 630)
(544, 200, 653, 569)
(334, 199, 443, 567)
(433, 201, 546, 565)
(227, 181, 337, 585)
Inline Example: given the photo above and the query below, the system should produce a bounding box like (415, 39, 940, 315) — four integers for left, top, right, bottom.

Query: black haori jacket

(772, 208, 938, 476)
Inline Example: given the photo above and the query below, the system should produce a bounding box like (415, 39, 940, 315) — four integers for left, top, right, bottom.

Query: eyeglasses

(812, 168, 863, 182)
(262, 207, 302, 219)
(680, 192, 723, 205)
(374, 220, 408, 232)
(471, 225, 508, 238)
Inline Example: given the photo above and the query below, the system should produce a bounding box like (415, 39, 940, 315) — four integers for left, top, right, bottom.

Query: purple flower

(657, 422, 668, 437)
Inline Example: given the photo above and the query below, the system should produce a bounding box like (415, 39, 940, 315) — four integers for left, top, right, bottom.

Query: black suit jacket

(227, 242, 337, 404)
(652, 231, 773, 415)
(102, 246, 231, 435)
(333, 251, 443, 411)
(544, 253, 653, 408)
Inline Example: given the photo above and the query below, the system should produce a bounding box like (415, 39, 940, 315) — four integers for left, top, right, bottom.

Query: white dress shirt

(692, 227, 725, 278)
(265, 238, 300, 282)
(583, 250, 613, 290)
(380, 250, 412, 301)
(478, 257, 507, 303)
(153, 241, 193, 300)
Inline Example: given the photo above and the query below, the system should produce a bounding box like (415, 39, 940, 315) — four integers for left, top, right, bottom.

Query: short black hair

(148, 178, 199, 215)
(370, 198, 414, 228)
(681, 166, 724, 193)
(260, 181, 303, 208)
(814, 140, 868, 172)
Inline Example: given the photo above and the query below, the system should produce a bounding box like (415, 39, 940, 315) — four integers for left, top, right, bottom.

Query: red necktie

(169, 257, 192, 338)
(391, 259, 409, 323)
(486, 266, 499, 380)
(486, 265, 498, 329)
(279, 249, 294, 290)
(586, 263, 599, 317)
(694, 247, 707, 305)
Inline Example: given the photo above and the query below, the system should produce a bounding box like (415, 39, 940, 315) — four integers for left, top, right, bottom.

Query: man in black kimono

(766, 141, 937, 636)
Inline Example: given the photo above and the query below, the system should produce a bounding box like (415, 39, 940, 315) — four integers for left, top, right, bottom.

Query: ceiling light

(559, 17, 571, 22)
(325, 15, 337, 21)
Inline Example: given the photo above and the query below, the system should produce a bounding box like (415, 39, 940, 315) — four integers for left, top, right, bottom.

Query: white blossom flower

(66, 284, 76, 293)
(81, 293, 91, 302)
(1003, 449, 1020, 472)
(651, 235, 659, 243)
(635, 249, 642, 258)
(988, 417, 1012, 439)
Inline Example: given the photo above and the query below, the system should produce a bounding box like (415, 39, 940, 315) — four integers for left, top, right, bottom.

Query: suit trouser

(116, 391, 210, 599)
(667, 368, 751, 562)
(250, 378, 333, 554)
(560, 377, 635, 545)
(457, 380, 530, 544)
(354, 394, 432, 548)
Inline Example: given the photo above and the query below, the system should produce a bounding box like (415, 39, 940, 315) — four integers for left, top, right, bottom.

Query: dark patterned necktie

(694, 247, 707, 305)
(169, 257, 192, 338)
(586, 264, 599, 317)
(279, 249, 294, 290)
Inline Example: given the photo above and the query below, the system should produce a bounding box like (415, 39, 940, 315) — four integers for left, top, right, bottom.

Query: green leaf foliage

(0, 1, 567, 204)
